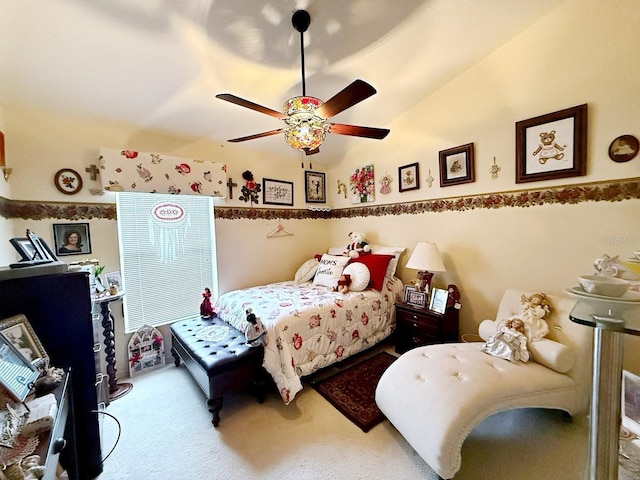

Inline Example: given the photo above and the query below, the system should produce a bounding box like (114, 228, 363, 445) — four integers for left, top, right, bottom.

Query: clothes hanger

(267, 222, 293, 238)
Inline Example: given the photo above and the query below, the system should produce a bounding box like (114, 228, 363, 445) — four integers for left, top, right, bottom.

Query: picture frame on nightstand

(402, 285, 417, 303)
(429, 288, 449, 314)
(407, 290, 427, 308)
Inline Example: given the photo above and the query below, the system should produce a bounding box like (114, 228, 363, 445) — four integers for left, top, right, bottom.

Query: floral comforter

(213, 277, 403, 404)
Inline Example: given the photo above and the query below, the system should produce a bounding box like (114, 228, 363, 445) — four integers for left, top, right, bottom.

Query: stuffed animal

(344, 231, 371, 258)
(334, 274, 351, 294)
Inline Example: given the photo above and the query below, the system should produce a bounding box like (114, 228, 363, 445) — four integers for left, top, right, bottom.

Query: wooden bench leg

(208, 396, 223, 427)
(170, 346, 181, 367)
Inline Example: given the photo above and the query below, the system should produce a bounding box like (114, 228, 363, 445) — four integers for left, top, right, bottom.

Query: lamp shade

(283, 96, 327, 152)
(405, 242, 446, 272)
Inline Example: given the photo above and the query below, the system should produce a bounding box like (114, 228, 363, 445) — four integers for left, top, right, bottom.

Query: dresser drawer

(396, 308, 438, 331)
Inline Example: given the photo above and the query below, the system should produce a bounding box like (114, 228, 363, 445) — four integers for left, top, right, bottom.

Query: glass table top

(565, 286, 640, 335)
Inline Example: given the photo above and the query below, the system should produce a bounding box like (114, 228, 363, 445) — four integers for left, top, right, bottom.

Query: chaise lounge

(375, 289, 593, 479)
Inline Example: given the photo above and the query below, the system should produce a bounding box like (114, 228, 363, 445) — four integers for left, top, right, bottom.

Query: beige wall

(326, 0, 640, 370)
(1, 0, 639, 372)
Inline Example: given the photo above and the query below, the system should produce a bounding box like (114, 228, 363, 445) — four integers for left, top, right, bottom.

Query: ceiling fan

(215, 9, 390, 156)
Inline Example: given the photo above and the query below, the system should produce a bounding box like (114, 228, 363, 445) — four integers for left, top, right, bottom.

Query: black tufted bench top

(170, 315, 266, 426)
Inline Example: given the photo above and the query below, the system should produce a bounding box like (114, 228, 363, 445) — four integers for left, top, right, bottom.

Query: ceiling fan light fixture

(283, 96, 327, 152)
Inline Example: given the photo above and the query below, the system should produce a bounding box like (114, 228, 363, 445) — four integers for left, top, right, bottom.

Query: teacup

(578, 275, 630, 297)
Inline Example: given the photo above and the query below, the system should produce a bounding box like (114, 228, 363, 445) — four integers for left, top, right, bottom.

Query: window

(116, 192, 217, 333)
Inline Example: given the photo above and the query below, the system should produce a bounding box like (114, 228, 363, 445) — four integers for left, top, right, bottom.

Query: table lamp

(405, 242, 446, 293)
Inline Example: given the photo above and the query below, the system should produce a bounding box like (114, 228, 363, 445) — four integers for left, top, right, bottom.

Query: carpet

(312, 351, 397, 432)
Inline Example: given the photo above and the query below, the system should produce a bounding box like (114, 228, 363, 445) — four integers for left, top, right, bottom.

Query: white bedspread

(214, 278, 403, 403)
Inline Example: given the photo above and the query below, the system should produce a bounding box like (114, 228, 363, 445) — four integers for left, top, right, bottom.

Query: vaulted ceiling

(0, 0, 565, 161)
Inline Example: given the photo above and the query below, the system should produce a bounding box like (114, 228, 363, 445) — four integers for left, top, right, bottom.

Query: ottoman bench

(170, 315, 267, 427)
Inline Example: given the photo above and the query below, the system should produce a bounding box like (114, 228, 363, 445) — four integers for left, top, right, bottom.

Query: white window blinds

(116, 192, 217, 333)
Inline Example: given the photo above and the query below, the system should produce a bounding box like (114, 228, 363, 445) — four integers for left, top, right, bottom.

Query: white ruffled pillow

(342, 262, 370, 292)
(313, 254, 350, 288)
(294, 258, 319, 284)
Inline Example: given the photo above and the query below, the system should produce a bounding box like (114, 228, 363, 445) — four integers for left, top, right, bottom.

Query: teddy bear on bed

(333, 274, 351, 294)
(343, 231, 371, 258)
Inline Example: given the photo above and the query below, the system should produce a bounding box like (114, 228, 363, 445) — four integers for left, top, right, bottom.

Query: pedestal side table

(565, 288, 640, 480)
(96, 291, 132, 400)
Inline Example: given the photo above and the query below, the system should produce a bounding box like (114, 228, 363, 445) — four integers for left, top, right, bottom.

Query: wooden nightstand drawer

(397, 311, 440, 336)
(394, 301, 459, 354)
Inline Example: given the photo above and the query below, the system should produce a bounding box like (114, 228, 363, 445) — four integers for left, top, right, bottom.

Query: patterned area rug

(312, 351, 397, 432)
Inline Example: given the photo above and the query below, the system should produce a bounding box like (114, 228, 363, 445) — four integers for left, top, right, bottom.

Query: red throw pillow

(351, 254, 394, 290)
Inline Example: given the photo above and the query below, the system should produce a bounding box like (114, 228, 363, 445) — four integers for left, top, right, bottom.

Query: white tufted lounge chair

(375, 289, 593, 479)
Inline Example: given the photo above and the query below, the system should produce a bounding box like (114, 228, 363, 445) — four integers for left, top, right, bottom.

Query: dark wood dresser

(0, 270, 103, 479)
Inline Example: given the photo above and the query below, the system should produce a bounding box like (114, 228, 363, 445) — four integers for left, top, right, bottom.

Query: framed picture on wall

(262, 178, 294, 206)
(439, 143, 475, 187)
(305, 171, 326, 203)
(515, 103, 587, 183)
(398, 162, 420, 192)
(52, 222, 92, 256)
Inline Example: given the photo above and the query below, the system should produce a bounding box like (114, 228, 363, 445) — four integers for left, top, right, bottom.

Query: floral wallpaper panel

(99, 148, 227, 197)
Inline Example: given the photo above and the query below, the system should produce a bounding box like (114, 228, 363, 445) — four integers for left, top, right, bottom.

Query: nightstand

(394, 301, 459, 354)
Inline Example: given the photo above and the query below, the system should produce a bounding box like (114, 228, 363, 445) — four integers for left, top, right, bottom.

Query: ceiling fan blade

(328, 123, 390, 139)
(216, 94, 287, 120)
(315, 79, 377, 119)
(227, 129, 284, 143)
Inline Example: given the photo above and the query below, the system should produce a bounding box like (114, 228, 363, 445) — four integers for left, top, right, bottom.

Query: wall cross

(227, 177, 238, 199)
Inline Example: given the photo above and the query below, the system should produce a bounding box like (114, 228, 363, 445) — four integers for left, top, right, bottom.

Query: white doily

(195, 325, 230, 342)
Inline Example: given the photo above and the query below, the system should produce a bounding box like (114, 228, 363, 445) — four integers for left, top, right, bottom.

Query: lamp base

(417, 271, 434, 293)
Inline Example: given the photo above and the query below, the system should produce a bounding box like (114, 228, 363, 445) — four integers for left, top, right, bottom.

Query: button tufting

(416, 375, 425, 382)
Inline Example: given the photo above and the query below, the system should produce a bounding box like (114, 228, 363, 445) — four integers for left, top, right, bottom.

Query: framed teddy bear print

(515, 103, 587, 183)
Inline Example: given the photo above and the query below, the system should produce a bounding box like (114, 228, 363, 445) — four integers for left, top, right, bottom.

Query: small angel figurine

(200, 287, 215, 318)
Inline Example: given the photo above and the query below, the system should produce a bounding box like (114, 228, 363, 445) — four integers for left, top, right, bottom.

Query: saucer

(567, 286, 640, 302)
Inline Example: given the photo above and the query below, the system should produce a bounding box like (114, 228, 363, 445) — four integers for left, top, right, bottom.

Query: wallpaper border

(0, 177, 638, 221)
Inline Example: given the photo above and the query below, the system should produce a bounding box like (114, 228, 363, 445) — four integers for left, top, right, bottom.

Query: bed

(213, 246, 405, 404)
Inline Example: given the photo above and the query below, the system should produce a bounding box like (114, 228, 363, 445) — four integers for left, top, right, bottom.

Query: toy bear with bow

(344, 231, 371, 258)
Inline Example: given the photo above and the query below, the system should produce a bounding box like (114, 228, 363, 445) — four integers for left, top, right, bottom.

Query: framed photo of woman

(52, 222, 92, 256)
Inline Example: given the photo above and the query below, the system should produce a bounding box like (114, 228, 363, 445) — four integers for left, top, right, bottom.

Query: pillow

(342, 263, 370, 292)
(528, 338, 575, 373)
(313, 254, 351, 288)
(368, 245, 405, 278)
(294, 258, 319, 284)
(327, 246, 345, 256)
(478, 320, 575, 373)
(351, 254, 394, 291)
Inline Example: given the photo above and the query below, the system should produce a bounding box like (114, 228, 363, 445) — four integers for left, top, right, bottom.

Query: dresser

(395, 301, 460, 354)
(0, 269, 104, 479)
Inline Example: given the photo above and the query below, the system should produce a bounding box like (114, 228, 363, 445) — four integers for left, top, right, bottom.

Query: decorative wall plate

(609, 135, 639, 163)
(54, 168, 83, 194)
